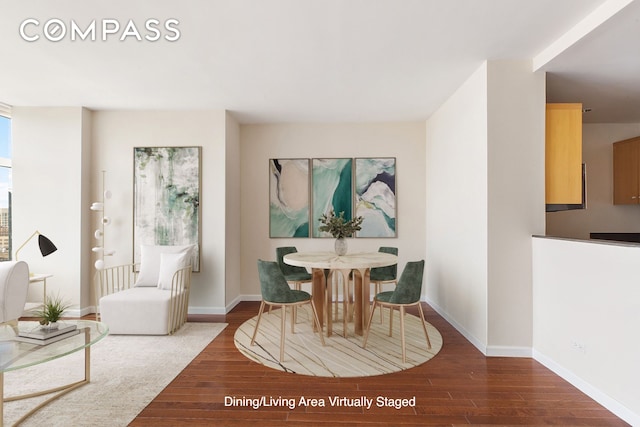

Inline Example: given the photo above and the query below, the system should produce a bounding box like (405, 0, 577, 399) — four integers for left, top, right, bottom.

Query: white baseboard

(65, 306, 95, 318)
(533, 349, 639, 426)
(187, 306, 227, 315)
(486, 345, 532, 358)
(424, 297, 533, 358)
(424, 296, 488, 355)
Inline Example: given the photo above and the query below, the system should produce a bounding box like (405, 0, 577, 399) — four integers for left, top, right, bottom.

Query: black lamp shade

(38, 234, 57, 257)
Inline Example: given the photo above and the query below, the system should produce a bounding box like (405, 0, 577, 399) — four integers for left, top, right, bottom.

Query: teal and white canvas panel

(133, 146, 201, 271)
(355, 157, 396, 237)
(312, 158, 353, 237)
(269, 158, 310, 238)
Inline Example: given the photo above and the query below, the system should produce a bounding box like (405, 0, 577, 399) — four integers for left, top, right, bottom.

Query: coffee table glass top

(0, 320, 108, 372)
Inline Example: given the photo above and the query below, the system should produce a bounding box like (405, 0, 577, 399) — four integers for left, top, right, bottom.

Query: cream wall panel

(12, 107, 90, 310)
(425, 62, 489, 349)
(239, 122, 426, 298)
(91, 110, 228, 313)
(486, 60, 545, 352)
(532, 237, 640, 425)
(225, 112, 241, 308)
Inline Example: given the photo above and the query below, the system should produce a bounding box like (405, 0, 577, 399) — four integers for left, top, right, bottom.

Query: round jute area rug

(234, 305, 442, 377)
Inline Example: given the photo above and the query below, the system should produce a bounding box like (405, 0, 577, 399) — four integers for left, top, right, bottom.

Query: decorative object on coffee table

(31, 294, 71, 330)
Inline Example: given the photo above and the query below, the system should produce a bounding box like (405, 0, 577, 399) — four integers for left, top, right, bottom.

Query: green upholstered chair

(362, 260, 431, 363)
(251, 260, 325, 362)
(276, 246, 312, 291)
(370, 247, 398, 292)
(369, 246, 398, 322)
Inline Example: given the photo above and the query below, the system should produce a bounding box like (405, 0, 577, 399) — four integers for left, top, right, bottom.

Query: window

(0, 111, 11, 261)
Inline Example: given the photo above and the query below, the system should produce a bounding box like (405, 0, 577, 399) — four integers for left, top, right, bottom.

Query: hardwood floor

(127, 301, 628, 426)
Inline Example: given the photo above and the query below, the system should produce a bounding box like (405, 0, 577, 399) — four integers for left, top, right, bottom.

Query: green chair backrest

(257, 259, 299, 303)
(370, 246, 398, 281)
(276, 246, 309, 278)
(389, 260, 425, 304)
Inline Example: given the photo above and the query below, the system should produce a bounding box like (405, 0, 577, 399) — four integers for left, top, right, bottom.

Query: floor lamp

(14, 231, 58, 261)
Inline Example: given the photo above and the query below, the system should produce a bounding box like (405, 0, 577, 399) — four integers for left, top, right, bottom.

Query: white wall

(12, 107, 91, 312)
(225, 112, 241, 308)
(91, 110, 229, 313)
(425, 60, 546, 355)
(425, 62, 489, 349)
(486, 61, 545, 352)
(546, 123, 640, 239)
(532, 236, 640, 426)
(239, 122, 426, 298)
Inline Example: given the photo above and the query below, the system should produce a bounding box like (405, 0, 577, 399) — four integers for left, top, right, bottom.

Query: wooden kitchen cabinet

(545, 103, 583, 204)
(613, 136, 640, 204)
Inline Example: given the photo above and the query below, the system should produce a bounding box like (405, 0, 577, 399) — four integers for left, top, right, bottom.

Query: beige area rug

(3, 322, 227, 427)
(234, 305, 442, 377)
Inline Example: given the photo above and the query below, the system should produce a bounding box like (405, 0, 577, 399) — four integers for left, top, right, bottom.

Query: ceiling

(0, 0, 637, 123)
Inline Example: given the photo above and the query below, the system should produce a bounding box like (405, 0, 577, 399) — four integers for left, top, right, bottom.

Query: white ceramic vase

(334, 237, 348, 256)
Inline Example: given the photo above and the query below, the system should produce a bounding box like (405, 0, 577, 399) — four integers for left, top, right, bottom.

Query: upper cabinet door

(545, 103, 583, 204)
(613, 137, 640, 205)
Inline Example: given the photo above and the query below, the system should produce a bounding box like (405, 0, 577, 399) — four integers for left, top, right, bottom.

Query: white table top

(283, 251, 397, 270)
(29, 273, 53, 282)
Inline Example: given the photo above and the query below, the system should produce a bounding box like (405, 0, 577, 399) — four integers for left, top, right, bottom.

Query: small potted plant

(33, 294, 71, 330)
(318, 209, 364, 255)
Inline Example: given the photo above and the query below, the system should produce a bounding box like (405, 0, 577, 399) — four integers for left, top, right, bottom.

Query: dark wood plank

(84, 302, 628, 426)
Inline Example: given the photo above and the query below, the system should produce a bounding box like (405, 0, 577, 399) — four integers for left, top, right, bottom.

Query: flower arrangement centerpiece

(318, 209, 364, 255)
(32, 294, 71, 330)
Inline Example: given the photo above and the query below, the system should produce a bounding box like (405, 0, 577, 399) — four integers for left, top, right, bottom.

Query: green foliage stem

(318, 209, 364, 238)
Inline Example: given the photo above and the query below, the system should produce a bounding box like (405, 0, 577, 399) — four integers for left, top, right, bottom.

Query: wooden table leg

(311, 268, 326, 333)
(353, 268, 371, 336)
(325, 270, 336, 337)
(335, 269, 351, 338)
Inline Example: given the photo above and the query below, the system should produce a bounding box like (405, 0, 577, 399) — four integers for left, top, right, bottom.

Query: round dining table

(283, 251, 398, 337)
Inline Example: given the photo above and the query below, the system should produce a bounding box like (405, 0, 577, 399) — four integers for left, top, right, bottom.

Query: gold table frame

(0, 320, 108, 427)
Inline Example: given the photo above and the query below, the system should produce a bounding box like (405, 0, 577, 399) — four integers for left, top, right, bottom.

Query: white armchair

(96, 245, 194, 335)
(0, 261, 30, 331)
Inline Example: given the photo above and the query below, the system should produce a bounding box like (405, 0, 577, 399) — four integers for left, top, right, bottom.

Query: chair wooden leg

(310, 300, 325, 346)
(417, 302, 432, 349)
(389, 306, 394, 337)
(400, 306, 406, 363)
(377, 283, 383, 323)
(280, 304, 286, 362)
(362, 300, 378, 349)
(291, 306, 295, 334)
(250, 301, 266, 345)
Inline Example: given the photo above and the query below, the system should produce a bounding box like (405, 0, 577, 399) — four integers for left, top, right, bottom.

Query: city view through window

(0, 114, 11, 261)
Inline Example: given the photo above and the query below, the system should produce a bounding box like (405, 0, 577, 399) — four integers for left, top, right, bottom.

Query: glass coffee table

(0, 320, 108, 426)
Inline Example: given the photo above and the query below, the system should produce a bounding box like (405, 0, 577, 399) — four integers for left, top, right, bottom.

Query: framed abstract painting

(312, 158, 353, 237)
(133, 146, 201, 271)
(355, 157, 396, 237)
(269, 158, 310, 237)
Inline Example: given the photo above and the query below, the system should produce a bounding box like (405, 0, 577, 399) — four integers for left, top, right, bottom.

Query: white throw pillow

(134, 244, 194, 287)
(157, 251, 192, 290)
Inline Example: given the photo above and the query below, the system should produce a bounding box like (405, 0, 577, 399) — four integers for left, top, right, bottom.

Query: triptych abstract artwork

(269, 157, 396, 238)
